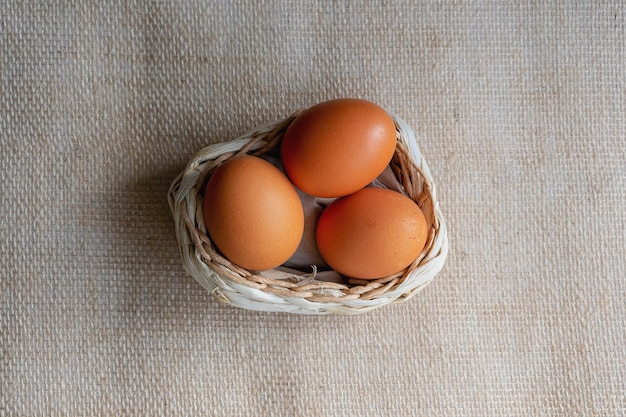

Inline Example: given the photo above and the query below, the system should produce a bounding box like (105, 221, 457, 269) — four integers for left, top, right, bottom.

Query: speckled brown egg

(280, 98, 397, 198)
(203, 155, 305, 271)
(316, 187, 428, 279)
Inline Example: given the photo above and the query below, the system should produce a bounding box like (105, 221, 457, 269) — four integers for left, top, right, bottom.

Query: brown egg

(203, 155, 304, 271)
(316, 187, 428, 279)
(281, 98, 397, 198)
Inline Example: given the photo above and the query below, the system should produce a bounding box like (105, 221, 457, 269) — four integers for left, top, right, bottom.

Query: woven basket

(168, 110, 448, 315)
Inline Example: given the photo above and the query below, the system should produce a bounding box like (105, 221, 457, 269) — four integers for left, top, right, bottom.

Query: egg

(203, 155, 304, 271)
(315, 187, 428, 279)
(280, 98, 397, 198)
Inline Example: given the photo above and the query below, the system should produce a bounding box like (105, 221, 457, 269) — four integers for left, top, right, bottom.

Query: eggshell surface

(203, 155, 304, 271)
(316, 187, 428, 279)
(280, 98, 397, 198)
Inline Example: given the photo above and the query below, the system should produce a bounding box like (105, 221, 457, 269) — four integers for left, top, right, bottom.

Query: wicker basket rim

(168, 110, 448, 315)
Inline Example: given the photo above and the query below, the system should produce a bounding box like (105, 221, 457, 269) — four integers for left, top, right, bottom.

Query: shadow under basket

(168, 111, 448, 315)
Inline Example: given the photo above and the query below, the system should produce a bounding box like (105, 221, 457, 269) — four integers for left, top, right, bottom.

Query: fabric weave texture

(1, 2, 625, 416)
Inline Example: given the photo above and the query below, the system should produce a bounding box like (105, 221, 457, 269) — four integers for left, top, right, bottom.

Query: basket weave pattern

(168, 111, 448, 315)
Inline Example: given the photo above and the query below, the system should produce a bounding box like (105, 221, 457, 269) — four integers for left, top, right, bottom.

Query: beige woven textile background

(2, 1, 625, 416)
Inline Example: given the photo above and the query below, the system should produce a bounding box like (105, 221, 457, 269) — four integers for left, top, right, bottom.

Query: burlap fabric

(2, 2, 624, 416)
